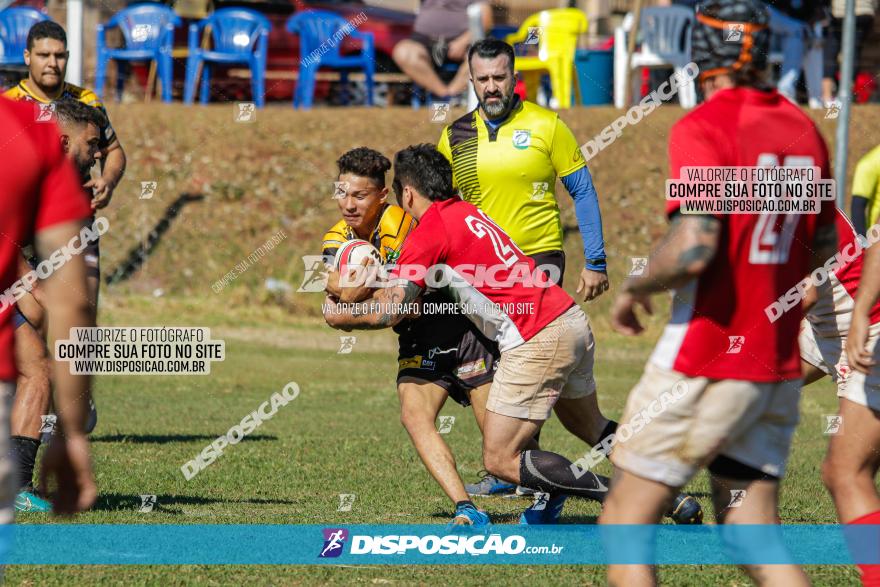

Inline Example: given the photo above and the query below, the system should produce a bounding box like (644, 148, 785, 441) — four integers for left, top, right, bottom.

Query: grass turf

(5, 296, 861, 586)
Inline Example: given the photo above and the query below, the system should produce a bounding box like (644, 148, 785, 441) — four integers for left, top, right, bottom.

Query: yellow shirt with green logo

(436, 99, 585, 256)
(853, 145, 880, 228)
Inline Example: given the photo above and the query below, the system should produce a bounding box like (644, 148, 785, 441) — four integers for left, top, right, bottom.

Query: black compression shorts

(397, 317, 499, 407)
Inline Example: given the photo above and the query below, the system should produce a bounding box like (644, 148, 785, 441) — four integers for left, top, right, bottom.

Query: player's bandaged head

(692, 0, 770, 82)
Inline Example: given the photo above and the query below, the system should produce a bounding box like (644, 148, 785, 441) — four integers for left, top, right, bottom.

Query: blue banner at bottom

(4, 524, 880, 565)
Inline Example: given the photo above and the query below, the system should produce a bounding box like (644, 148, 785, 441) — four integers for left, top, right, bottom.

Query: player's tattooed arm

(623, 214, 721, 295)
(324, 281, 423, 330)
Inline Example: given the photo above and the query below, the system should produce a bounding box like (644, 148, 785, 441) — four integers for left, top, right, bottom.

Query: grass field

(4, 294, 861, 586)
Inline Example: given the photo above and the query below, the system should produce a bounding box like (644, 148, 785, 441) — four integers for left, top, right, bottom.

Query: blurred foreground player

(11, 99, 105, 512)
(1, 96, 97, 518)
(842, 222, 880, 586)
(800, 209, 880, 586)
(600, 0, 837, 585)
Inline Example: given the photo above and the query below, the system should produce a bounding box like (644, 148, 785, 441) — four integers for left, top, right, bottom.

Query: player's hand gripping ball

(332, 240, 384, 303)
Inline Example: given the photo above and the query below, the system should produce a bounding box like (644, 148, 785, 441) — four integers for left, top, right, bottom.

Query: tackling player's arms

(324, 281, 422, 330)
(623, 213, 721, 295)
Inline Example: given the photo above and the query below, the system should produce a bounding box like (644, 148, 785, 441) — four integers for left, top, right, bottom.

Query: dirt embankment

(98, 103, 880, 318)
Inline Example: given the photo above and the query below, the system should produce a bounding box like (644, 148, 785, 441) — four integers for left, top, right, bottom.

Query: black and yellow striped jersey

(437, 97, 585, 255)
(321, 203, 415, 265)
(3, 80, 117, 149)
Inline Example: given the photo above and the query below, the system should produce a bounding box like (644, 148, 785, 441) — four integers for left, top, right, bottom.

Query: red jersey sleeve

(389, 210, 448, 289)
(33, 122, 91, 232)
(667, 117, 726, 217)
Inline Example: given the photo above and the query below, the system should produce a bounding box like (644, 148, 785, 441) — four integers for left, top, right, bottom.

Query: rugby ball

(334, 239, 382, 274)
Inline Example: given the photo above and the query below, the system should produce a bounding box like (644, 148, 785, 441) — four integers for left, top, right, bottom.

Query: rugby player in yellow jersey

(321, 147, 499, 528)
(851, 144, 880, 237)
(4, 21, 126, 210)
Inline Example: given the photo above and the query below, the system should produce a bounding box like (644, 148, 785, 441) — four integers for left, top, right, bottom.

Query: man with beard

(434, 38, 621, 505)
(4, 21, 126, 212)
(11, 98, 105, 512)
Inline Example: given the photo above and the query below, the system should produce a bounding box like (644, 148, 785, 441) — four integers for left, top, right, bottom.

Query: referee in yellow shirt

(437, 38, 608, 299)
(851, 144, 880, 236)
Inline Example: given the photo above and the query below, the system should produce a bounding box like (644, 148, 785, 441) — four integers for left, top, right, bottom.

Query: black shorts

(397, 318, 499, 408)
(529, 250, 565, 287)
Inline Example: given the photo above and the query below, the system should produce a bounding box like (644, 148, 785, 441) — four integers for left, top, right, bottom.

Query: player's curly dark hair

(336, 147, 391, 187)
(392, 144, 455, 202)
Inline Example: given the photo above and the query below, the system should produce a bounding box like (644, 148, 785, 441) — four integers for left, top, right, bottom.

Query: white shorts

(611, 364, 801, 488)
(800, 317, 880, 412)
(487, 305, 595, 421)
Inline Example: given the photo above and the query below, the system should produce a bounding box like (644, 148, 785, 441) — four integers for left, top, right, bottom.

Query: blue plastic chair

(286, 10, 374, 109)
(184, 8, 270, 107)
(0, 7, 49, 67)
(95, 4, 180, 103)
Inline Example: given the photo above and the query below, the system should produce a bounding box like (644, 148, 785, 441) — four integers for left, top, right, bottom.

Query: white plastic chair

(613, 6, 697, 109)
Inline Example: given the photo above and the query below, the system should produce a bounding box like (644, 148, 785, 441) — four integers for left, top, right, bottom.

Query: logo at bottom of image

(318, 529, 543, 558)
(319, 528, 349, 558)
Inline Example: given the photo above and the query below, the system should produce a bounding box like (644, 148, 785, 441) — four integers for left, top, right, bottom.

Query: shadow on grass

(93, 493, 296, 512)
(91, 434, 277, 444)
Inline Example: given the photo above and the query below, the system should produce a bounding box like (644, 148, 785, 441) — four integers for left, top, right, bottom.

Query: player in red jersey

(835, 221, 880, 587)
(325, 144, 670, 521)
(798, 209, 880, 586)
(10, 98, 106, 512)
(599, 0, 837, 585)
(0, 96, 97, 516)
(799, 209, 874, 391)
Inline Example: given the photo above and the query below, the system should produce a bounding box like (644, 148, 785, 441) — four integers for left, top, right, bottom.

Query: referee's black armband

(585, 258, 607, 272)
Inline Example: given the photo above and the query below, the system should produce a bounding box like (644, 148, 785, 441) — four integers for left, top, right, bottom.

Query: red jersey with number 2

(652, 87, 836, 382)
(390, 197, 574, 352)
